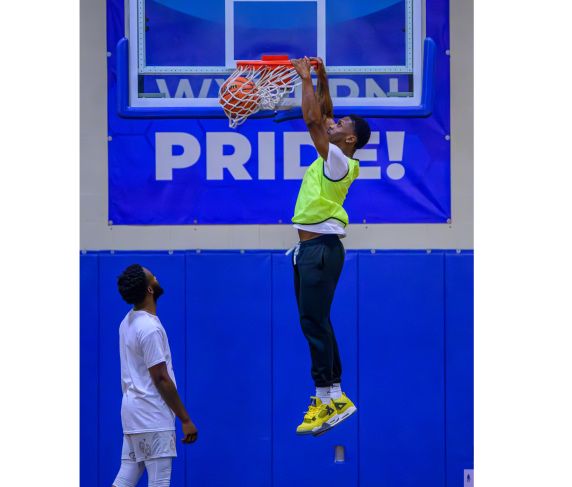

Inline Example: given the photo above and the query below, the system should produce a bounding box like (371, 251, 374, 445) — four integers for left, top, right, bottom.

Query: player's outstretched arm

(291, 57, 329, 161)
(309, 57, 334, 124)
(149, 361, 198, 444)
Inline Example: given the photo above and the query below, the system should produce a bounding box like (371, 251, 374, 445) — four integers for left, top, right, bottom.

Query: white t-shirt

(119, 309, 177, 434)
(293, 143, 350, 238)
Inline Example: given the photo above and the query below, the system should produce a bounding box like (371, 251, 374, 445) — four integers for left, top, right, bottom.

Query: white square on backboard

(464, 469, 474, 486)
(225, 0, 326, 69)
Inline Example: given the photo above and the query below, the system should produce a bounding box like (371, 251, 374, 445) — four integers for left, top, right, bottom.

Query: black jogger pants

(292, 234, 345, 387)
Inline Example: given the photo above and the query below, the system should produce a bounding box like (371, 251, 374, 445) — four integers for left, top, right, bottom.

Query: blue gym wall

(80, 250, 473, 486)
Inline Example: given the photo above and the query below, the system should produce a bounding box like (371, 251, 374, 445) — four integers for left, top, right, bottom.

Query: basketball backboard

(118, 0, 435, 120)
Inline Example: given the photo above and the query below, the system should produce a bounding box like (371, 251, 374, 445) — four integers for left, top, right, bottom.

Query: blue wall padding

(80, 250, 473, 487)
(185, 251, 272, 486)
(272, 251, 359, 485)
(358, 252, 446, 487)
(445, 253, 474, 485)
(80, 254, 99, 487)
(97, 252, 187, 487)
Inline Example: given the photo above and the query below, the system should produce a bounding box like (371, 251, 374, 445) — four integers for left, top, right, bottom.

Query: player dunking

(112, 265, 197, 487)
(289, 57, 371, 437)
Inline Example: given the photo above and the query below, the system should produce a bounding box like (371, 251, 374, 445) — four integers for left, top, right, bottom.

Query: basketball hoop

(219, 56, 317, 128)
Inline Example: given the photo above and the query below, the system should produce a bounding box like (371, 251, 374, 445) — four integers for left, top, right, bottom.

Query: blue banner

(106, 0, 450, 225)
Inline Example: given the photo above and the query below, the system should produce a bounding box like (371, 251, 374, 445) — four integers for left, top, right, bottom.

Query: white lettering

(154, 130, 394, 182)
(330, 79, 359, 98)
(154, 77, 396, 100)
(283, 132, 316, 179)
(198, 79, 212, 98)
(386, 131, 405, 160)
(206, 133, 252, 180)
(385, 131, 406, 180)
(258, 132, 275, 180)
(155, 132, 201, 180)
(156, 79, 171, 98)
(365, 79, 386, 98)
(356, 131, 381, 179)
(174, 79, 194, 98)
(389, 78, 399, 93)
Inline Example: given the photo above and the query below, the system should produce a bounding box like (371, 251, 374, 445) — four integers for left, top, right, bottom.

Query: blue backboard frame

(116, 36, 435, 121)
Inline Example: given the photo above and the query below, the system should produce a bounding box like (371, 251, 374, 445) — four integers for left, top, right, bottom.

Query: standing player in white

(112, 264, 197, 487)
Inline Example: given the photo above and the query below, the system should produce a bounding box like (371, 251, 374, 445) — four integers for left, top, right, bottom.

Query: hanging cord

(285, 241, 301, 265)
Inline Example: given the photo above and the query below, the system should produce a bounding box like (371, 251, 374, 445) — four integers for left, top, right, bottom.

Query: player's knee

(113, 459, 145, 487)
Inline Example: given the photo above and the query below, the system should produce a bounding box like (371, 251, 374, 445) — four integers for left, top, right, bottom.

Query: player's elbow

(148, 362, 170, 387)
(151, 372, 170, 390)
(304, 118, 322, 129)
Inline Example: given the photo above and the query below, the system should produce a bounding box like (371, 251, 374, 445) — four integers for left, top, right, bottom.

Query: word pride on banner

(108, 118, 450, 225)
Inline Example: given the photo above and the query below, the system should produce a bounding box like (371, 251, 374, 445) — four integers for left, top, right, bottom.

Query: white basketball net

(219, 63, 314, 128)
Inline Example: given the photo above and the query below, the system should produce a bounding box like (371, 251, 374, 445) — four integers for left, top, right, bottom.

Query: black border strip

(293, 216, 348, 227)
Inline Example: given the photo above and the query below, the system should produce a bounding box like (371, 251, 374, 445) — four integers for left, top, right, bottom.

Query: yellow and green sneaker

(296, 397, 339, 436)
(329, 392, 357, 426)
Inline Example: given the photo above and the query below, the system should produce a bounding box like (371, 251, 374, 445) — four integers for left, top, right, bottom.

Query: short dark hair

(348, 114, 371, 150)
(117, 264, 149, 304)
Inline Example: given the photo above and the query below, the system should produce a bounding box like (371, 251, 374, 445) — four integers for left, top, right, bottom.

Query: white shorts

(121, 430, 177, 463)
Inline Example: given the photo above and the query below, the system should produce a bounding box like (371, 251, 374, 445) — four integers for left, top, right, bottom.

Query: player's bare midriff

(298, 229, 325, 242)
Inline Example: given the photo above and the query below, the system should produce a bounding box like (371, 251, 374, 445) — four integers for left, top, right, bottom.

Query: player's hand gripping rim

(308, 57, 326, 78)
(291, 57, 313, 80)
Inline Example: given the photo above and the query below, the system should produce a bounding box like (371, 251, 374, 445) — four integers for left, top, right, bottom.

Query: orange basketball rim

(218, 55, 317, 129)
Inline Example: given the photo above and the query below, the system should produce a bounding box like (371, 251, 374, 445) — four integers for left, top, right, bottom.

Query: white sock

(316, 387, 331, 404)
(329, 383, 342, 400)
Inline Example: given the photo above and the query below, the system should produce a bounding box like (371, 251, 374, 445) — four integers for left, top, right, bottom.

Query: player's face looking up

(327, 118, 357, 147)
(143, 267, 164, 302)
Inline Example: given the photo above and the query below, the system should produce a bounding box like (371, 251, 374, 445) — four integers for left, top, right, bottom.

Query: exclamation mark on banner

(386, 131, 405, 180)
